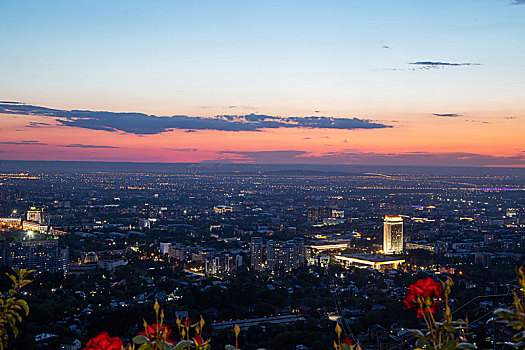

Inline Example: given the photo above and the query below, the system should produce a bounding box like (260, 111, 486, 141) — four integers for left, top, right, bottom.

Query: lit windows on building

(383, 215, 403, 254)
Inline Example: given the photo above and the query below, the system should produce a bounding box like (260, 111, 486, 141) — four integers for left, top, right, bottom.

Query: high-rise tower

(250, 237, 264, 271)
(383, 216, 403, 254)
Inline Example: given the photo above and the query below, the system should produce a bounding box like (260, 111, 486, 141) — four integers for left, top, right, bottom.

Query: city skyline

(1, 1, 524, 166)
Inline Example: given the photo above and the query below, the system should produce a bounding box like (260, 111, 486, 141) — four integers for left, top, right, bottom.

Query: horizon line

(1, 159, 524, 169)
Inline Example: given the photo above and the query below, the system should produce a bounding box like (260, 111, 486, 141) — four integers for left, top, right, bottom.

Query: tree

(0, 268, 34, 350)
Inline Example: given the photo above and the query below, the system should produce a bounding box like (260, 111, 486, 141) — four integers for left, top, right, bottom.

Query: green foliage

(0, 268, 34, 350)
(494, 267, 525, 349)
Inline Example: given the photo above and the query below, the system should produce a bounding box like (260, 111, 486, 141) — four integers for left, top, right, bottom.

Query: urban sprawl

(0, 163, 524, 350)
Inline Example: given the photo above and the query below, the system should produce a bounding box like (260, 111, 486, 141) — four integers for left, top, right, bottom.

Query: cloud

(382, 45, 390, 49)
(505, 116, 518, 120)
(433, 113, 461, 117)
(510, 0, 525, 4)
(228, 105, 258, 111)
(59, 144, 119, 149)
(216, 150, 308, 163)
(409, 61, 481, 70)
(214, 150, 525, 166)
(163, 148, 199, 152)
(0, 140, 47, 145)
(311, 151, 525, 166)
(465, 120, 490, 124)
(0, 102, 391, 135)
(26, 121, 51, 128)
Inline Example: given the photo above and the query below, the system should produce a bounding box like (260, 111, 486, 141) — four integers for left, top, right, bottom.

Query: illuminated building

(205, 253, 242, 275)
(26, 207, 43, 223)
(22, 221, 48, 233)
(0, 240, 69, 274)
(69, 252, 98, 275)
(405, 242, 437, 253)
(266, 239, 305, 273)
(383, 215, 403, 254)
(59, 337, 81, 350)
(160, 242, 171, 255)
(97, 257, 128, 271)
(307, 243, 349, 252)
(0, 217, 22, 229)
(70, 252, 128, 274)
(213, 205, 233, 214)
(334, 254, 405, 270)
(167, 243, 189, 261)
(250, 237, 264, 271)
(307, 207, 333, 222)
(305, 242, 348, 265)
(49, 228, 67, 236)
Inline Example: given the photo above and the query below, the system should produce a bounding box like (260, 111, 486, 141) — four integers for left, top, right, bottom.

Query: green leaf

(456, 342, 477, 350)
(15, 300, 29, 316)
(407, 329, 425, 338)
(441, 341, 458, 350)
(7, 310, 22, 322)
(158, 340, 176, 349)
(173, 340, 193, 350)
(133, 335, 149, 344)
(18, 280, 31, 288)
(444, 324, 455, 333)
(7, 317, 15, 329)
(416, 337, 429, 348)
(137, 343, 153, 350)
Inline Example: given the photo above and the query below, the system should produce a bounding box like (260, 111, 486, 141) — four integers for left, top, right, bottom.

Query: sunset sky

(1, 1, 524, 166)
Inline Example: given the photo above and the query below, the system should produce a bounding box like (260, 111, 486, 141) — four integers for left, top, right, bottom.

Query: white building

(383, 216, 403, 254)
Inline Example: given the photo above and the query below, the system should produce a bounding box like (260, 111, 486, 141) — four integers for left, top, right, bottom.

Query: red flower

(183, 317, 192, 327)
(138, 324, 176, 345)
(342, 334, 352, 346)
(403, 277, 442, 318)
(139, 324, 172, 338)
(403, 291, 418, 310)
(193, 334, 203, 346)
(84, 332, 123, 350)
(410, 277, 442, 298)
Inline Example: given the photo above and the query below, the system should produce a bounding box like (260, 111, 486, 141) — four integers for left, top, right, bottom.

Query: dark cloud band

(0, 140, 47, 145)
(409, 61, 481, 70)
(433, 113, 461, 117)
(58, 144, 119, 149)
(0, 102, 390, 135)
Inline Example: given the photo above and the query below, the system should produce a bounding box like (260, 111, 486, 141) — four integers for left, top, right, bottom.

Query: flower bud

(234, 324, 241, 337)
(154, 300, 160, 314)
(335, 322, 342, 335)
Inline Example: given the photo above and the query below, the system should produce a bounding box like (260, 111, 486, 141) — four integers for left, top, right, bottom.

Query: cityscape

(0, 162, 524, 349)
(1, 1, 524, 349)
